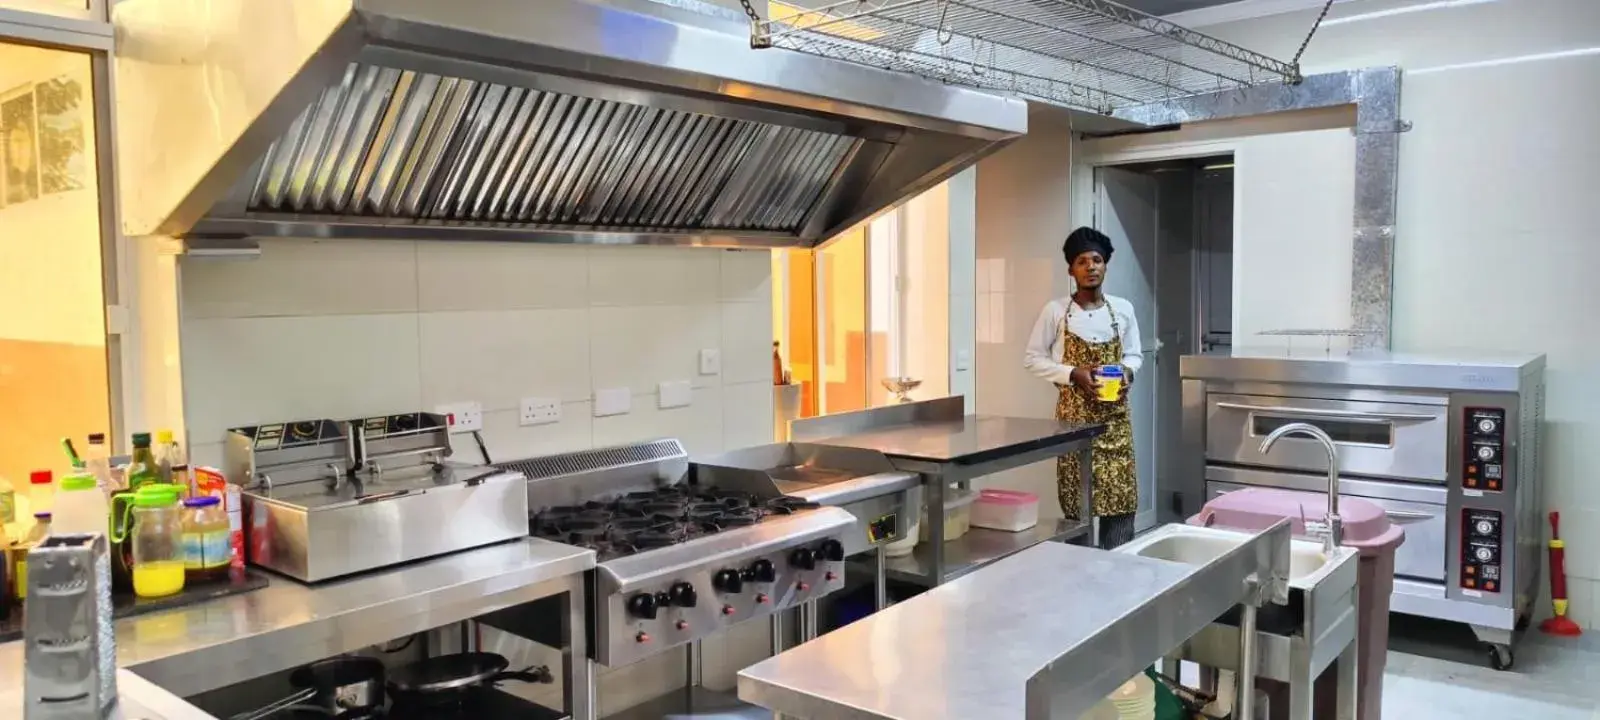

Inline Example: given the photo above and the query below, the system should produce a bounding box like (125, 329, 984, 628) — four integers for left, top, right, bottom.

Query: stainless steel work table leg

(565, 573, 596, 720)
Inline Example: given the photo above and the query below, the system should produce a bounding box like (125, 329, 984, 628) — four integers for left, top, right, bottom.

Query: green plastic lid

(60, 473, 98, 492)
(131, 432, 152, 448)
(133, 483, 181, 507)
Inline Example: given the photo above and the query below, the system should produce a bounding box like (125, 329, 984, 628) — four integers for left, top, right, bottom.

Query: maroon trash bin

(1190, 487, 1404, 720)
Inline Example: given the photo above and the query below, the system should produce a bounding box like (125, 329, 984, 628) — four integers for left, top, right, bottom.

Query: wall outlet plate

(594, 388, 631, 417)
(699, 349, 721, 376)
(658, 380, 692, 409)
(520, 397, 561, 426)
(434, 401, 483, 433)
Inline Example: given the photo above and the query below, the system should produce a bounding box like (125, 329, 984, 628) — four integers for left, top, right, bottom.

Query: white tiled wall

(177, 238, 776, 708)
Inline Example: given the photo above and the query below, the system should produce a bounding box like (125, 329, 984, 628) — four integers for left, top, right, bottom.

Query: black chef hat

(1062, 227, 1114, 264)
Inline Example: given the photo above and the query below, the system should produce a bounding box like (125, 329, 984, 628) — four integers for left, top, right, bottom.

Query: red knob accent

(722, 605, 736, 616)
(797, 581, 811, 591)
(755, 593, 770, 604)
(676, 620, 690, 631)
(636, 632, 651, 643)
(825, 571, 838, 581)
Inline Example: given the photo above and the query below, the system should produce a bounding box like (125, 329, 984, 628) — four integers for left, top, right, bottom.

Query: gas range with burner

(495, 439, 855, 668)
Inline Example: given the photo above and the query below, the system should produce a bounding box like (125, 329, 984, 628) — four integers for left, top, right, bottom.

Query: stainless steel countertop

(0, 538, 594, 712)
(807, 415, 1104, 465)
(736, 541, 1201, 719)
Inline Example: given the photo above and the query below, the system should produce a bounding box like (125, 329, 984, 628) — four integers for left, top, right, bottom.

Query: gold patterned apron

(1054, 302, 1138, 519)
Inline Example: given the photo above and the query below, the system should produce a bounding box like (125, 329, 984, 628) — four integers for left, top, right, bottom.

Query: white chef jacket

(1022, 295, 1143, 385)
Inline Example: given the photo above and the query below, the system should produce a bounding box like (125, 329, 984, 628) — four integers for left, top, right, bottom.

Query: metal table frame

(793, 397, 1101, 595)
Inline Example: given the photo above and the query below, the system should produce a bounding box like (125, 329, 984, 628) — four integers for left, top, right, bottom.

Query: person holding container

(1023, 226, 1143, 548)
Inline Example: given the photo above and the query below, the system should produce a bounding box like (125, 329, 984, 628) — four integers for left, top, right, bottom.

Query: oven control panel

(1462, 407, 1507, 492)
(596, 536, 848, 667)
(1460, 509, 1503, 593)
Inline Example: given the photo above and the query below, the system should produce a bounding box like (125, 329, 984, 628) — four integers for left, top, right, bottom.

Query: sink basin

(1117, 524, 1354, 589)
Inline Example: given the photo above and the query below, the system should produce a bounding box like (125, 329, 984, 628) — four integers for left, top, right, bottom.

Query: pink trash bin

(1190, 487, 1405, 720)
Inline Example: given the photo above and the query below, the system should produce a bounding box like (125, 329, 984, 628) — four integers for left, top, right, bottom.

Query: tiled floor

(1383, 617, 1600, 717)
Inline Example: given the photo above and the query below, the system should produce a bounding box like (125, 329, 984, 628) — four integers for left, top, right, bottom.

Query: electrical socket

(434, 401, 483, 433)
(520, 397, 562, 426)
(699, 349, 721, 376)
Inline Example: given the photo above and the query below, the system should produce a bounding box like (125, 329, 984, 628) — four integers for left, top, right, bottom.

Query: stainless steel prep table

(0, 538, 596, 719)
(792, 396, 1105, 586)
(738, 525, 1292, 720)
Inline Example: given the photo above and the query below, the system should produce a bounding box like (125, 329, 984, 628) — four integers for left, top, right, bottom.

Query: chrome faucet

(1258, 422, 1343, 553)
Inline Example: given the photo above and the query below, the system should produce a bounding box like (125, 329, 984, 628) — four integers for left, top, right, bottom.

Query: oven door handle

(1382, 509, 1435, 521)
(1214, 402, 1437, 423)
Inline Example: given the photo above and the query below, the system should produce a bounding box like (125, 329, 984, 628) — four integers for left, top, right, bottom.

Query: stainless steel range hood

(113, 0, 1026, 248)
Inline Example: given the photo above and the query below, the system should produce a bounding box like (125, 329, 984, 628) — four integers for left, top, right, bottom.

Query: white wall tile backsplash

(178, 238, 776, 706)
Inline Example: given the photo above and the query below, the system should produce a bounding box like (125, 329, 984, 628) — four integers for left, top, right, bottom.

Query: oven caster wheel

(1485, 643, 1514, 671)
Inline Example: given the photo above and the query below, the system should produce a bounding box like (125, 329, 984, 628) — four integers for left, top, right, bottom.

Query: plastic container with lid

(971, 489, 1040, 532)
(181, 496, 230, 582)
(53, 472, 110, 538)
(1189, 487, 1404, 720)
(112, 484, 186, 598)
(919, 487, 979, 543)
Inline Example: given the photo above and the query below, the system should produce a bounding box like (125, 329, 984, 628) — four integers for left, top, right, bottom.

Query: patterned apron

(1054, 302, 1138, 519)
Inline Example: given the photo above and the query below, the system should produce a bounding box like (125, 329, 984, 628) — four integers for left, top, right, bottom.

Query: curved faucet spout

(1258, 422, 1343, 551)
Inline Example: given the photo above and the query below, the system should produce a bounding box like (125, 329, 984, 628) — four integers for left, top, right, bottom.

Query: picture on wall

(35, 76, 87, 195)
(1, 84, 40, 208)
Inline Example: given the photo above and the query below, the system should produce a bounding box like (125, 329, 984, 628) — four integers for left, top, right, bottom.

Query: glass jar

(113, 484, 185, 598)
(180, 496, 229, 583)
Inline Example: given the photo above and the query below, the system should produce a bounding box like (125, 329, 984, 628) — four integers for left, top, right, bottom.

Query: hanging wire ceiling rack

(747, 0, 1305, 114)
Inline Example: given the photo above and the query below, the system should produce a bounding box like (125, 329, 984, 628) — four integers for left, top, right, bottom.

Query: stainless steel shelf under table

(0, 538, 596, 719)
(739, 522, 1292, 720)
(793, 397, 1106, 589)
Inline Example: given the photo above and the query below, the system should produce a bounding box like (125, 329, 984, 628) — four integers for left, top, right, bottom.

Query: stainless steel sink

(1118, 524, 1361, 719)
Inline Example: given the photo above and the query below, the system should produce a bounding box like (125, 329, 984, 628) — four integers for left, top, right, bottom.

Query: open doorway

(1093, 154, 1234, 529)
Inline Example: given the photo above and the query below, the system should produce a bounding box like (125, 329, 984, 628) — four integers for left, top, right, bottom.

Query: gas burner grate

(529, 487, 819, 559)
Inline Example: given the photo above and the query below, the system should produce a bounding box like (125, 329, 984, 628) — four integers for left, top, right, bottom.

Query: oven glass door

(1205, 393, 1449, 483)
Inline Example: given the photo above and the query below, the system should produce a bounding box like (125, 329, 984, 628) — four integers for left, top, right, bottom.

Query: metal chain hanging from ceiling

(742, 0, 1307, 114)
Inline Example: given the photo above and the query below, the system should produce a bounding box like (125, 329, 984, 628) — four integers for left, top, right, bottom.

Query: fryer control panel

(1461, 509, 1504, 593)
(1462, 407, 1507, 492)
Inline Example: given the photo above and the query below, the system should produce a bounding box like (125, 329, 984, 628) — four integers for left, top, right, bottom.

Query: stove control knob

(1476, 445, 1497, 461)
(1474, 519, 1496, 536)
(636, 631, 651, 643)
(818, 539, 846, 562)
(790, 548, 817, 571)
(676, 620, 690, 631)
(755, 593, 770, 604)
(1477, 417, 1498, 435)
(669, 582, 699, 608)
(722, 604, 737, 616)
(1475, 546, 1494, 563)
(749, 559, 777, 583)
(628, 593, 659, 620)
(713, 568, 744, 594)
(825, 571, 838, 582)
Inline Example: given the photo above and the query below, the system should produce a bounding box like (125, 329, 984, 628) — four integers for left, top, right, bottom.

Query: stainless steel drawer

(1204, 393, 1449, 482)
(1207, 479, 1446, 582)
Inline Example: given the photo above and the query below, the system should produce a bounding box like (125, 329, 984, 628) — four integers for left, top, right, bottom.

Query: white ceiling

(1121, 0, 1246, 15)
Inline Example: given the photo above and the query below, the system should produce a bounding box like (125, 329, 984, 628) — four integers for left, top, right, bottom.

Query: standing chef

(1023, 227, 1143, 548)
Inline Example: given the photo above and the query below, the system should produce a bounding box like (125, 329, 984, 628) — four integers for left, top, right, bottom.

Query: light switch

(659, 380, 692, 409)
(594, 387, 631, 417)
(955, 350, 971, 372)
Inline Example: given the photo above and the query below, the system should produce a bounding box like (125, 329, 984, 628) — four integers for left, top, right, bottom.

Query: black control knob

(818, 539, 846, 562)
(669, 582, 699, 608)
(627, 592, 659, 620)
(790, 547, 816, 571)
(713, 568, 744, 594)
(749, 559, 777, 583)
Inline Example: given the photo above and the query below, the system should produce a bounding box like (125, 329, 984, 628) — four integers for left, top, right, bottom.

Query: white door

(1095, 166, 1160, 531)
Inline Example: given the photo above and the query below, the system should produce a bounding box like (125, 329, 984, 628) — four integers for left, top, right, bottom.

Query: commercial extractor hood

(112, 0, 1027, 248)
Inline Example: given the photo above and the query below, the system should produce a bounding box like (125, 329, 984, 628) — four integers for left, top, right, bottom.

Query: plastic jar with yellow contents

(113, 484, 186, 598)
